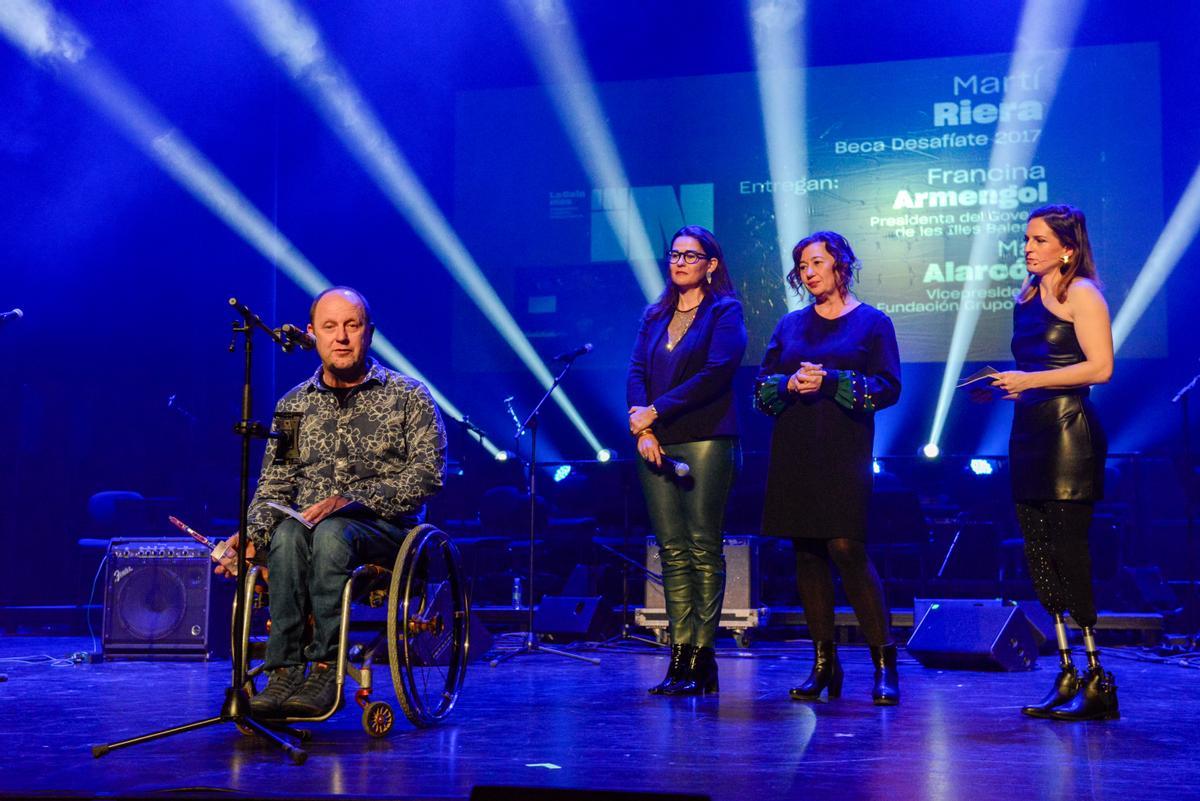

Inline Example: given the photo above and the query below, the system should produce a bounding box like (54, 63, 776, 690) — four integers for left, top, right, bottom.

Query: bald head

(307, 287, 374, 387)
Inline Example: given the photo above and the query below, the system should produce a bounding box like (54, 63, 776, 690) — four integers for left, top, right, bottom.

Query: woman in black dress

(627, 225, 747, 695)
(990, 204, 1117, 721)
(756, 232, 901, 704)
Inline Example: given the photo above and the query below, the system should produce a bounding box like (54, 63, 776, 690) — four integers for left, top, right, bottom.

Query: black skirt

(1009, 393, 1106, 502)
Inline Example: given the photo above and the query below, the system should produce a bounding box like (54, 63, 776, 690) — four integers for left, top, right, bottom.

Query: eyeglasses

(667, 249, 710, 265)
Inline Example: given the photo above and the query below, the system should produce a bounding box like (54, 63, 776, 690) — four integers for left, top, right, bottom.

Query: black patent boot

(789, 641, 843, 701)
(870, 643, 900, 706)
(663, 646, 718, 696)
(1050, 628, 1119, 721)
(649, 644, 694, 695)
(1022, 614, 1080, 718)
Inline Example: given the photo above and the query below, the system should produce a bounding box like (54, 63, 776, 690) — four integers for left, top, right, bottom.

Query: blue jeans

(264, 512, 413, 669)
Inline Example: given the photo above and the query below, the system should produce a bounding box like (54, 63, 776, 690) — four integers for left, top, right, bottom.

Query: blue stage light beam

(503, 0, 662, 301)
(924, 0, 1085, 452)
(0, 0, 499, 456)
(749, 0, 809, 313)
(230, 0, 604, 454)
(1112, 160, 1200, 352)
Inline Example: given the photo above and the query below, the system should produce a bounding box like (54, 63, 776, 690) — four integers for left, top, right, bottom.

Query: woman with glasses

(627, 225, 747, 696)
(756, 231, 902, 705)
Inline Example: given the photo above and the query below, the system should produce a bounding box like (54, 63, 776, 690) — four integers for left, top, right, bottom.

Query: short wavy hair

(787, 231, 859, 299)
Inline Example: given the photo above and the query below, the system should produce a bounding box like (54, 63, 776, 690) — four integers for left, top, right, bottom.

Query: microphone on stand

(0, 308, 24, 327)
(661, 456, 691, 478)
(279, 324, 316, 351)
(553, 342, 593, 362)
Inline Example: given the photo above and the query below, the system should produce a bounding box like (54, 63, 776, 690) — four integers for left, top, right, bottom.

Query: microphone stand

(1172, 367, 1200, 645)
(490, 356, 600, 667)
(598, 457, 668, 649)
(94, 298, 309, 764)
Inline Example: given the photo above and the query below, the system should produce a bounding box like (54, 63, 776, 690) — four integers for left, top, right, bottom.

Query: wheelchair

(234, 524, 470, 737)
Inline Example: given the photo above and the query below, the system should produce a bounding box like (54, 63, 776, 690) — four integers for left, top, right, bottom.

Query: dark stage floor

(1, 635, 1197, 801)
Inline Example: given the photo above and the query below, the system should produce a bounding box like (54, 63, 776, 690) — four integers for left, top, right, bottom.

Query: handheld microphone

(553, 342, 593, 362)
(662, 456, 691, 478)
(279, 323, 316, 351)
(0, 308, 24, 326)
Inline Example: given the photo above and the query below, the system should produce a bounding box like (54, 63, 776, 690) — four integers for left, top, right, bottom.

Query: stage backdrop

(453, 43, 1163, 370)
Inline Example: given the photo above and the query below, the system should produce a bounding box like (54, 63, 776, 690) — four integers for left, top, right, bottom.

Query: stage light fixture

(553, 465, 572, 483)
(0, 0, 498, 456)
(872, 459, 882, 475)
(504, 0, 662, 301)
(1112, 159, 1200, 352)
(922, 443, 940, 460)
(749, 0, 809, 313)
(968, 458, 995, 476)
(595, 449, 613, 463)
(923, 0, 1085, 453)
(230, 0, 604, 454)
(494, 450, 517, 463)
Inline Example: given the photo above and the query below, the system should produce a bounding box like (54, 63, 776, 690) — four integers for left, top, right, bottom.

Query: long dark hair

(646, 225, 736, 320)
(1021, 204, 1100, 303)
(787, 231, 859, 299)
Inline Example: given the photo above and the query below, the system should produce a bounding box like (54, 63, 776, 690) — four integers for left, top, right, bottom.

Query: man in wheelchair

(216, 286, 447, 720)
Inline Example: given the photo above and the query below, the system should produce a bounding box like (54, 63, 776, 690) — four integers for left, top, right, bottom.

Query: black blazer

(626, 294, 748, 445)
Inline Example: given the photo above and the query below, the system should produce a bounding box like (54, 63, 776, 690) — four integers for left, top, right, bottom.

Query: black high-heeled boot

(789, 641, 843, 701)
(1022, 614, 1080, 718)
(648, 644, 694, 695)
(663, 646, 718, 696)
(870, 643, 900, 706)
(1049, 665, 1119, 721)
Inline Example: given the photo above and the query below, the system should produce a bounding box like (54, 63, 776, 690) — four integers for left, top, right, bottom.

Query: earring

(1061, 254, 1070, 265)
(706, 271, 714, 285)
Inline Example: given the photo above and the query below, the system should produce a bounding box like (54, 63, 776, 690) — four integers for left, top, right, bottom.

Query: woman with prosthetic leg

(989, 205, 1118, 722)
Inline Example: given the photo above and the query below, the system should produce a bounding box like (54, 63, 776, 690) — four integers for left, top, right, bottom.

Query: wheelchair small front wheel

(387, 525, 469, 727)
(361, 701, 395, 738)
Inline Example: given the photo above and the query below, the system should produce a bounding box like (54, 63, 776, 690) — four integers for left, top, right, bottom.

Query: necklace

(666, 305, 698, 351)
(675, 300, 702, 313)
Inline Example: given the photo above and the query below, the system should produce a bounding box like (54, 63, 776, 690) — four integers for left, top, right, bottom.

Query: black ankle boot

(649, 644, 694, 695)
(870, 643, 900, 706)
(790, 641, 843, 701)
(1049, 666, 1119, 721)
(663, 646, 718, 696)
(1021, 664, 1080, 718)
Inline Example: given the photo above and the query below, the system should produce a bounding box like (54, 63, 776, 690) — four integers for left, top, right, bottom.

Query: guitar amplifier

(102, 537, 231, 660)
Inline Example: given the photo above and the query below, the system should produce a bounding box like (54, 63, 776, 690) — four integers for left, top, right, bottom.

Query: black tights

(1016, 500, 1098, 628)
(794, 538, 891, 646)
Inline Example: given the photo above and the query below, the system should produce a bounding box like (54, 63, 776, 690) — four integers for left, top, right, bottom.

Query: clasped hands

(787, 362, 826, 395)
(212, 494, 352, 579)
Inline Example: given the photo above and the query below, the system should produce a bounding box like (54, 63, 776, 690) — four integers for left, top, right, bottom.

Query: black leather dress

(1009, 291, 1106, 502)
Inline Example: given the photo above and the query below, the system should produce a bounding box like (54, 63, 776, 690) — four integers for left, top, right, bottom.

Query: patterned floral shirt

(246, 359, 447, 549)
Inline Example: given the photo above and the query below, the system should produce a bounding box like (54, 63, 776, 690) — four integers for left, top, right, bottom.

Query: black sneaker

(281, 662, 341, 717)
(249, 665, 306, 718)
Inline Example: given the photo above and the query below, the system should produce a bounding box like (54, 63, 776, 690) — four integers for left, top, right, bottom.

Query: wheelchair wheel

(361, 701, 395, 738)
(387, 524, 469, 727)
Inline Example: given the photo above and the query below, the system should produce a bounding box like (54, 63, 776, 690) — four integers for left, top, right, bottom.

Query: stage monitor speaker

(102, 537, 231, 660)
(908, 599, 1038, 671)
(645, 535, 760, 609)
(533, 595, 607, 642)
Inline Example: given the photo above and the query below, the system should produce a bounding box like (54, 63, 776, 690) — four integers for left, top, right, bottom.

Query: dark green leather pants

(638, 438, 738, 648)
